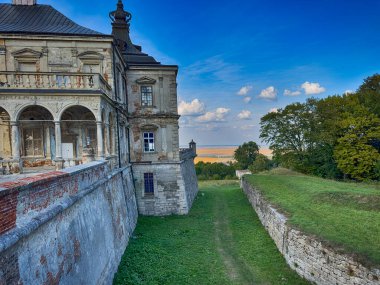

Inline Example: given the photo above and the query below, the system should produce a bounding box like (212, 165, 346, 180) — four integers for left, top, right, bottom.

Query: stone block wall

(133, 157, 198, 216)
(0, 161, 138, 285)
(242, 179, 380, 285)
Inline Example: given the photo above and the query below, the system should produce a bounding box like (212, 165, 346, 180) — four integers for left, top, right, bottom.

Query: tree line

(260, 74, 380, 181)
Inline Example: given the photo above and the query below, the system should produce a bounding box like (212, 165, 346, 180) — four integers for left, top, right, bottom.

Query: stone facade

(242, 178, 380, 285)
(0, 0, 198, 215)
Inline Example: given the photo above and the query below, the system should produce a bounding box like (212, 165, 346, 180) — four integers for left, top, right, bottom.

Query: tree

(234, 141, 259, 169)
(355, 74, 380, 117)
(333, 114, 380, 180)
(248, 154, 272, 173)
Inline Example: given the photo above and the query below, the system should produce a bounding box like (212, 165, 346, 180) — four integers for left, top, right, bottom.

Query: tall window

(24, 128, 43, 156)
(144, 173, 154, 194)
(141, 86, 153, 107)
(143, 132, 155, 152)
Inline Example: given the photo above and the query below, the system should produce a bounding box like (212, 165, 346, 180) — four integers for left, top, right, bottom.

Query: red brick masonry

(0, 171, 66, 235)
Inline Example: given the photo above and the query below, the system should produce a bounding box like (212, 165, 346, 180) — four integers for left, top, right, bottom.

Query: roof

(0, 4, 108, 37)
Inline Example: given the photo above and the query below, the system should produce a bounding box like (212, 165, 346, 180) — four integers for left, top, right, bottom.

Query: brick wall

(242, 179, 380, 285)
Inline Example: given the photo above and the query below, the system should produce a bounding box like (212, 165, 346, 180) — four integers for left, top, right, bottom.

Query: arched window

(60, 106, 96, 164)
(18, 106, 53, 158)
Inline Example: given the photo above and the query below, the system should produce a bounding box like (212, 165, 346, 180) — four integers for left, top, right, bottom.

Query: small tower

(189, 140, 197, 155)
(12, 0, 36, 5)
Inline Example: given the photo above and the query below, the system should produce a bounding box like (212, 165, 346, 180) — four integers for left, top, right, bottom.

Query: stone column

(105, 123, 110, 156)
(10, 121, 22, 173)
(96, 121, 104, 160)
(54, 121, 64, 170)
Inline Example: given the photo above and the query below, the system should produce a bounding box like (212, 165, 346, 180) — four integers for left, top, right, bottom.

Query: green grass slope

(245, 169, 380, 267)
(113, 181, 309, 285)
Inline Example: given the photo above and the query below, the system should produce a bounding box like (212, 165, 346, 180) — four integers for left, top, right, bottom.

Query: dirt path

(213, 191, 257, 285)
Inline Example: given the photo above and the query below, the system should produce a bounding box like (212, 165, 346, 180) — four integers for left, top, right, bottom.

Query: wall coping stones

(0, 162, 129, 254)
(0, 161, 106, 198)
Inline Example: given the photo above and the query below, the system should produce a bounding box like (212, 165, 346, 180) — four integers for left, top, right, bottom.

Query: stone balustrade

(0, 71, 112, 98)
(0, 159, 21, 175)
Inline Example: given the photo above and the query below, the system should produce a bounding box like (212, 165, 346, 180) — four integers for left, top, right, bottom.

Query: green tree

(233, 141, 259, 169)
(355, 74, 380, 117)
(248, 154, 272, 173)
(333, 114, 380, 180)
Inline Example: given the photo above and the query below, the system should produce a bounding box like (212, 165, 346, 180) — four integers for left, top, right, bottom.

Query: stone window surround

(140, 85, 153, 107)
(135, 76, 157, 108)
(78, 51, 104, 75)
(141, 124, 158, 154)
(12, 48, 43, 72)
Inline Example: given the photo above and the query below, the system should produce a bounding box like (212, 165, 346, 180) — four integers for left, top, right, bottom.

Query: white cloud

(237, 85, 253, 96)
(196, 108, 230, 122)
(237, 110, 252, 120)
(301, 81, 326, 95)
(178, 99, 205, 116)
(284, 89, 301, 96)
(344, 90, 354, 95)
(243, 97, 252, 103)
(269, 108, 278, 113)
(258, 86, 277, 101)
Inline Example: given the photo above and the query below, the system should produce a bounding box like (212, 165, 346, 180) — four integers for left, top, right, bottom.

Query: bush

(195, 162, 236, 180)
(248, 154, 273, 173)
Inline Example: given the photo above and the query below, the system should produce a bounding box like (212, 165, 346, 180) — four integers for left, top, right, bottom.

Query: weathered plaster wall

(242, 178, 380, 285)
(180, 156, 198, 211)
(0, 161, 138, 285)
(133, 156, 198, 216)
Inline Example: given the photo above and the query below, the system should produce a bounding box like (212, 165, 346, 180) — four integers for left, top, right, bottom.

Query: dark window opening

(144, 173, 154, 194)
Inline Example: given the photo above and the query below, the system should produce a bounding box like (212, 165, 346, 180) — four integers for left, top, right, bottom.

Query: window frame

(143, 131, 155, 153)
(141, 85, 153, 107)
(144, 172, 154, 195)
(23, 127, 44, 157)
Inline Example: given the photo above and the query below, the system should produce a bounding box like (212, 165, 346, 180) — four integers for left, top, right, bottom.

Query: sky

(3, 0, 380, 147)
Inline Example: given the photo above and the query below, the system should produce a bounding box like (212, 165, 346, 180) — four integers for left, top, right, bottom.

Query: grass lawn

(245, 168, 380, 267)
(113, 180, 309, 285)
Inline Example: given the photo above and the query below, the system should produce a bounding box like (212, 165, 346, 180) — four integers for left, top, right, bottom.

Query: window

(19, 62, 36, 72)
(24, 128, 43, 156)
(143, 132, 155, 152)
(144, 173, 154, 194)
(141, 86, 153, 107)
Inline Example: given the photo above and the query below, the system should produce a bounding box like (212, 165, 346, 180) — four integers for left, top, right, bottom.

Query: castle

(0, 1, 198, 283)
(0, 0, 198, 216)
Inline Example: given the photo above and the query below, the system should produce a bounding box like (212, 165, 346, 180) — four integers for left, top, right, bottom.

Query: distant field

(195, 146, 272, 164)
(246, 169, 380, 267)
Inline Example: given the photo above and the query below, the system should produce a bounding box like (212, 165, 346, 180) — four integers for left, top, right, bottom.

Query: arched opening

(60, 106, 96, 166)
(18, 105, 54, 167)
(0, 107, 11, 160)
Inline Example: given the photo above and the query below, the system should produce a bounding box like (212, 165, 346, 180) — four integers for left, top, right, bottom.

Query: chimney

(12, 0, 36, 5)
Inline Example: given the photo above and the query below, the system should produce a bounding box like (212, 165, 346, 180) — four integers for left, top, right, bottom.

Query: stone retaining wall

(133, 156, 198, 216)
(0, 161, 138, 285)
(242, 178, 380, 285)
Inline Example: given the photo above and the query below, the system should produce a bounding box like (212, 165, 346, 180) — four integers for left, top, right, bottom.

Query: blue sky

(5, 0, 380, 146)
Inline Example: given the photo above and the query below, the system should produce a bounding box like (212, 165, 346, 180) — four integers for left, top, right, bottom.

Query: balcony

(0, 71, 112, 98)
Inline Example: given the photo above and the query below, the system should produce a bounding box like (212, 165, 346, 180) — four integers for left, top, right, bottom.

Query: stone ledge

(0, 164, 129, 254)
(242, 178, 380, 285)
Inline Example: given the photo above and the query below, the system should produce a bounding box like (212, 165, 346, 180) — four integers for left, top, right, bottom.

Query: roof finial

(109, 0, 132, 24)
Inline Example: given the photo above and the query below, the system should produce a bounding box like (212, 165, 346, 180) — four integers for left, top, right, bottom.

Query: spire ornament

(109, 0, 132, 24)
